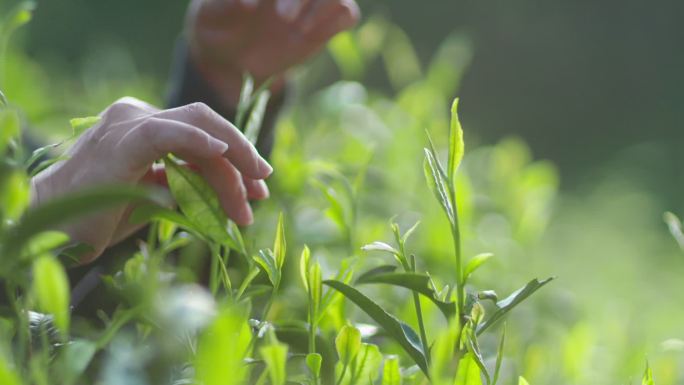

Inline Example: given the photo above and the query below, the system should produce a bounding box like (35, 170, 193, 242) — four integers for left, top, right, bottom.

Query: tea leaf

(0, 89, 7, 106)
(448, 98, 465, 181)
(382, 356, 401, 385)
(423, 149, 454, 225)
(306, 353, 323, 379)
(492, 324, 506, 385)
(356, 271, 456, 319)
(0, 109, 19, 154)
(129, 203, 196, 230)
(0, 356, 21, 385)
(235, 74, 254, 128)
(164, 156, 240, 250)
(260, 337, 288, 385)
(361, 241, 400, 256)
(69, 116, 101, 136)
(253, 249, 280, 287)
(463, 253, 494, 283)
(477, 277, 554, 335)
(642, 361, 654, 385)
(300, 245, 311, 291)
(336, 325, 362, 367)
(323, 280, 429, 375)
(518, 377, 530, 385)
(339, 343, 382, 385)
(454, 353, 483, 385)
(32, 254, 70, 336)
(664, 212, 684, 250)
(244, 90, 270, 145)
(273, 212, 286, 270)
(54, 339, 97, 385)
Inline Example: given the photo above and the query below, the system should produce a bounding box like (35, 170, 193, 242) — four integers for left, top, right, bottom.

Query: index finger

(152, 102, 273, 179)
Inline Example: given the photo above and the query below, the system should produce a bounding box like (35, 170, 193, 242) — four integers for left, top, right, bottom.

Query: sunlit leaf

(260, 334, 288, 385)
(338, 343, 382, 385)
(0, 355, 21, 385)
(356, 270, 456, 319)
(664, 212, 684, 250)
(463, 253, 494, 283)
(361, 241, 399, 256)
(477, 278, 554, 335)
(336, 325, 362, 367)
(454, 353, 483, 385)
(448, 98, 465, 181)
(244, 90, 270, 145)
(323, 280, 429, 375)
(642, 361, 654, 385)
(22, 230, 69, 259)
(382, 356, 401, 385)
(32, 254, 70, 336)
(519, 376, 530, 385)
(273, 212, 286, 270)
(164, 156, 240, 250)
(253, 249, 280, 287)
(300, 245, 311, 291)
(69, 116, 101, 136)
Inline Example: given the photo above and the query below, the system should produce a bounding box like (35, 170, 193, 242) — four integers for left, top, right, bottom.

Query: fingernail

(213, 140, 230, 155)
(276, 0, 300, 21)
(260, 158, 274, 176)
(257, 180, 270, 198)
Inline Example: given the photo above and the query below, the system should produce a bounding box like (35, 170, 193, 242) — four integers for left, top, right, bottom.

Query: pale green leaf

(339, 343, 382, 385)
(0, 109, 19, 155)
(273, 212, 286, 270)
(253, 249, 280, 287)
(454, 353, 482, 385)
(463, 253, 494, 283)
(32, 255, 70, 336)
(244, 90, 270, 145)
(518, 377, 530, 385)
(336, 325, 362, 366)
(306, 353, 323, 380)
(382, 356, 401, 385)
(642, 361, 654, 385)
(300, 245, 311, 291)
(69, 116, 101, 136)
(260, 339, 288, 385)
(448, 98, 465, 181)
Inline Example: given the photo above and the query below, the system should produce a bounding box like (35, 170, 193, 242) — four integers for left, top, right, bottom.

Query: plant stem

(448, 185, 464, 322)
(408, 255, 431, 364)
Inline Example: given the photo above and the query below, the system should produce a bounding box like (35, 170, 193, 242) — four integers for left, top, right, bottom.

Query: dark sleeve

(166, 39, 286, 158)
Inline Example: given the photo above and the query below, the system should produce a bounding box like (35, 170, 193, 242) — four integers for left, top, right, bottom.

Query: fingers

(300, 0, 359, 37)
(196, 156, 254, 225)
(152, 103, 273, 179)
(120, 117, 230, 168)
(243, 176, 270, 200)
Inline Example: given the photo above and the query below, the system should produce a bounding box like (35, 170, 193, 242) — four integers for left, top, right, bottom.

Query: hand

(186, 0, 360, 105)
(31, 97, 272, 263)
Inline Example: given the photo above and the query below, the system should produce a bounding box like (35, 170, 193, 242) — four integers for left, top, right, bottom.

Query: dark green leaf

(477, 278, 554, 335)
(356, 271, 456, 319)
(323, 280, 429, 376)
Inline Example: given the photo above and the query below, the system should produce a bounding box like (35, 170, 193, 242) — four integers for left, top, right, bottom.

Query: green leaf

(195, 303, 252, 385)
(463, 253, 494, 283)
(22, 231, 70, 259)
(356, 271, 456, 319)
(0, 109, 19, 155)
(309, 262, 322, 317)
(340, 343, 382, 385)
(454, 353, 483, 385)
(477, 278, 554, 335)
(323, 280, 429, 376)
(3, 184, 163, 263)
(235, 74, 254, 128)
(382, 356, 401, 385)
(69, 116, 101, 136)
(361, 241, 400, 255)
(32, 255, 70, 336)
(464, 328, 491, 385)
(244, 90, 270, 145)
(1, 1, 35, 39)
(253, 249, 280, 287)
(260, 336, 288, 385)
(54, 339, 97, 385)
(129, 203, 196, 230)
(642, 361, 654, 385)
(313, 179, 348, 234)
(423, 149, 454, 225)
(300, 245, 311, 291)
(0, 169, 29, 221)
(273, 212, 286, 270)
(306, 353, 323, 380)
(518, 377, 530, 385)
(0, 356, 22, 385)
(336, 325, 362, 366)
(448, 98, 465, 181)
(0, 89, 7, 106)
(163, 156, 239, 250)
(492, 324, 506, 385)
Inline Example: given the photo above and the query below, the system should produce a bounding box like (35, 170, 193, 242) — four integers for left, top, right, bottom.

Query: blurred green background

(3, 0, 684, 383)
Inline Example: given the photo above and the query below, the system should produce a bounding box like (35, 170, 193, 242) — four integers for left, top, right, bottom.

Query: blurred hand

(31, 97, 272, 263)
(186, 0, 360, 105)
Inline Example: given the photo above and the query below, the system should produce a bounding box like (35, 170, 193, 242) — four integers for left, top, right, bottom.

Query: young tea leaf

(69, 116, 101, 136)
(382, 356, 401, 385)
(32, 255, 70, 336)
(454, 353, 483, 385)
(235, 74, 255, 128)
(323, 280, 429, 376)
(477, 277, 554, 335)
(463, 253, 494, 283)
(300, 245, 311, 291)
(273, 212, 286, 270)
(244, 90, 270, 145)
(642, 361, 655, 385)
(340, 343, 382, 385)
(0, 109, 19, 155)
(306, 353, 323, 380)
(253, 249, 280, 288)
(518, 377, 530, 385)
(260, 337, 288, 385)
(423, 149, 454, 225)
(448, 98, 465, 181)
(163, 156, 239, 250)
(336, 325, 362, 367)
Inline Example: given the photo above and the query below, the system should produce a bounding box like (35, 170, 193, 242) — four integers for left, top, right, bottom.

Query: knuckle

(186, 101, 213, 118)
